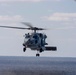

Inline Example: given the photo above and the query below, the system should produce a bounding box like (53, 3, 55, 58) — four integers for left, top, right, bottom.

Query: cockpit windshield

(33, 34, 39, 40)
(25, 33, 30, 38)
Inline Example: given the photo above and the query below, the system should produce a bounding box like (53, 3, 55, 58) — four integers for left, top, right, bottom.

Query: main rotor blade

(21, 22, 33, 28)
(36, 28, 46, 30)
(21, 22, 46, 30)
(49, 27, 76, 30)
(0, 26, 30, 30)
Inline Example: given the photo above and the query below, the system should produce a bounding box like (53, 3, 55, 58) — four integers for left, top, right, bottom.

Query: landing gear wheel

(36, 53, 40, 57)
(23, 48, 26, 52)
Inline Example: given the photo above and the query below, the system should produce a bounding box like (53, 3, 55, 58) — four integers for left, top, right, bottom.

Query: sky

(0, 0, 76, 57)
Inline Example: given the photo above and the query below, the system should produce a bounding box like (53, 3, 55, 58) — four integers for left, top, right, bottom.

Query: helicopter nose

(24, 38, 29, 44)
(29, 39, 34, 44)
(24, 39, 33, 45)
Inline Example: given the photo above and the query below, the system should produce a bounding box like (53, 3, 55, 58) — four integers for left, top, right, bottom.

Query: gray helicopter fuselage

(23, 32, 48, 50)
(0, 22, 57, 56)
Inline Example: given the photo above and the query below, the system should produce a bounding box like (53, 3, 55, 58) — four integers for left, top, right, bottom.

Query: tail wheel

(36, 53, 40, 57)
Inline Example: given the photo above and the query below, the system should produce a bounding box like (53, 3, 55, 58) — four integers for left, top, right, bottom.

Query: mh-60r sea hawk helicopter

(0, 22, 57, 56)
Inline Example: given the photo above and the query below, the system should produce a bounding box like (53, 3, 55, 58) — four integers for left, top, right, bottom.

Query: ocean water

(0, 56, 76, 75)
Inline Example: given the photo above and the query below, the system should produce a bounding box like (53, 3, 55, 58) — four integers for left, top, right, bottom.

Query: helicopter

(0, 22, 57, 56)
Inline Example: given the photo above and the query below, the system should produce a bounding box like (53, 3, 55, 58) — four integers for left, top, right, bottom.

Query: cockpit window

(33, 34, 38, 39)
(39, 33, 43, 38)
(25, 33, 30, 38)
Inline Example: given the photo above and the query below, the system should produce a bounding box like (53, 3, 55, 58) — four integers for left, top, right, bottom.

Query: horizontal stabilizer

(45, 46, 57, 51)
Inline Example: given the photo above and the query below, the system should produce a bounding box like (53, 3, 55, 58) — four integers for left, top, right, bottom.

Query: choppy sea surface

(0, 56, 76, 75)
